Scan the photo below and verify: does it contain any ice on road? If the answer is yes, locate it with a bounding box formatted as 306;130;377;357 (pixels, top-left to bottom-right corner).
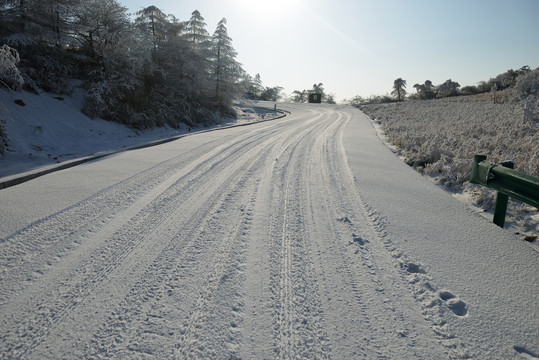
1;104;537;359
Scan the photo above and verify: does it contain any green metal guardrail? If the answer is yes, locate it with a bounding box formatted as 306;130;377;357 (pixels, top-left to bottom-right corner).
470;155;539;228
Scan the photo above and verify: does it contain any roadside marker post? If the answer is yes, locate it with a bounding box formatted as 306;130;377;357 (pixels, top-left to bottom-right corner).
469;155;539;228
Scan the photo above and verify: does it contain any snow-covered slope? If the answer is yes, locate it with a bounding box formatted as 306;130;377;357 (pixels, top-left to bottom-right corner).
0;88;278;179
0;103;537;359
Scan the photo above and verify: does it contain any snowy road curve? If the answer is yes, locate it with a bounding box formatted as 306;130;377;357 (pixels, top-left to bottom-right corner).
1;104;537;359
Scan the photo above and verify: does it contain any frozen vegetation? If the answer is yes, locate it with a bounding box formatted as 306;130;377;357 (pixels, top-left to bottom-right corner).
360;74;539;237
0;2;285;136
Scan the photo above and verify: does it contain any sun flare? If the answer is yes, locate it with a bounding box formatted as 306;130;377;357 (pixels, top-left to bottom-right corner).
234;0;302;19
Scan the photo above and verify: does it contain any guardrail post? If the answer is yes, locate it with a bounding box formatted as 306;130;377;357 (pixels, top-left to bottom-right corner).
470;155;539;229
492;161;514;228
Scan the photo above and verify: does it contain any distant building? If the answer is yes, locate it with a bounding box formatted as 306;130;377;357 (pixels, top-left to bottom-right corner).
308;93;322;103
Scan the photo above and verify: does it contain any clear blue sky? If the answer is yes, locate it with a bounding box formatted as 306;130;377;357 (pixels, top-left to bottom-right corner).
121;0;539;102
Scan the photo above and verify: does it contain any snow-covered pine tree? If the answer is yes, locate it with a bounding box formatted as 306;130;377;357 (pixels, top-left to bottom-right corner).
211;18;243;113
251;73;264;99
135;6;182;54
0;0;79;47
181;10;212;104
72;0;129;58
185;10;210;49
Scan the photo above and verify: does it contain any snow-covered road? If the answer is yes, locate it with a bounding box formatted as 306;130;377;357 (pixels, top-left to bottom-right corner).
1;104;537;359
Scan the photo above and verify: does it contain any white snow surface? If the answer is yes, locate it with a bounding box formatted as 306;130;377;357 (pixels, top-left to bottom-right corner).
0;98;538;359
0;88;277;179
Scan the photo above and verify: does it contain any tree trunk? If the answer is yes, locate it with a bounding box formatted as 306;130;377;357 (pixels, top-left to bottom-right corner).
19;0;27;33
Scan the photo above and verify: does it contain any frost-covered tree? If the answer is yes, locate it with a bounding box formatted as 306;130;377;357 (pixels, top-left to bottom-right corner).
460;85;478;96
511;66;539;100
211;18;242;111
72;0;129;58
181;10;212;97
184;10;210;50
0;0;79;47
343;95;362;106
248;73;264;99
437;79;460;98
325;93;336;104
0;2;260;128
76;0;147;125
135;6;181;53
391;78;406;101
485;66;531;93
312;82;324;94
291;90;307;103
0;0;71;49
0;0;82;93
260;86;283;101
0;44;24;90
0;0;33;35
150;32;213;126
476;81;490;93
35;0;79;45
413;80;435;100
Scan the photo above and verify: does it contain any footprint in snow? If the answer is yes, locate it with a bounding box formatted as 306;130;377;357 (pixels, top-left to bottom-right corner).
514;346;539;359
337;216;352;224
439;290;468;317
352;234;366;246
401;261;425;274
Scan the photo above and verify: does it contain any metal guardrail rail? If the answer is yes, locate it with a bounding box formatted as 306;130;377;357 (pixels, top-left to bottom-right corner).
470;155;539;228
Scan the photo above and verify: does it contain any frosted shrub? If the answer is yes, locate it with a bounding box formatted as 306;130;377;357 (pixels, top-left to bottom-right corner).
0;44;24;91
512;67;539;100
23;53;73;94
82;83;109;119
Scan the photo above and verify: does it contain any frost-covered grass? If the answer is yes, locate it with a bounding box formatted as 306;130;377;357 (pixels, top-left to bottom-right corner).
360;93;539;236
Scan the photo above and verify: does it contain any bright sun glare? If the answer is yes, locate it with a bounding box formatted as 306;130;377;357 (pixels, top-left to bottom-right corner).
235;0;301;19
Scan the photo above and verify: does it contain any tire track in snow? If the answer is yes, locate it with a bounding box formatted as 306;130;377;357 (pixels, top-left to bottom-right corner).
171;137;279;359
82;111;327;358
308;110;412;358
0;148;199;303
0;130;256;304
170;109;329;359
0;149;218;357
209;105;334;359
264;112;334;359
0;120;306;358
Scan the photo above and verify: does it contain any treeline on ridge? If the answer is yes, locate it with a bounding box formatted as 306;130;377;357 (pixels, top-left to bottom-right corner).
0;0;279;130
345;66;538;105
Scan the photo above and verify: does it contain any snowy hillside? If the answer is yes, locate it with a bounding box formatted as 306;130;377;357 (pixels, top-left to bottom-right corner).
0;88;280;179
360;93;539;239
